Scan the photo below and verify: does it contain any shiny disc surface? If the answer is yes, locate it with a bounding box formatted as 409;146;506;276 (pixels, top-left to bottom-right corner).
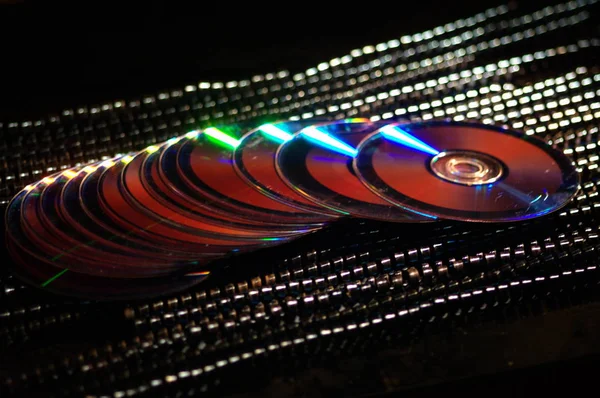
137;142;316;239
159;130;325;230
234;120;340;218
354;121;580;222
4;163;210;279
121;147;312;242
6;235;209;301
276;119;436;222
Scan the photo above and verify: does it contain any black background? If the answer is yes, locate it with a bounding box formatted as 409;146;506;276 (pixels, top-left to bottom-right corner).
0;0;515;119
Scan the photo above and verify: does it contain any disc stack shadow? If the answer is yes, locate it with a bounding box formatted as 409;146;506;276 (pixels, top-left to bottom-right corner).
4;118;580;300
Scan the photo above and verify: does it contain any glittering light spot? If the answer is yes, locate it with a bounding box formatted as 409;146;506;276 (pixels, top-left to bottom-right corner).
100;159;115;168
42;176;55;184
302;126;358;157
41;268;69;287
344;118;369;124
259;124;293;142
62;170;78;179
121;155;134;164
380;125;439;156
530;194;543;204
185;271;210;277
146;145;159;154
82;165;98;173
185;130;199;139
204;127;241;148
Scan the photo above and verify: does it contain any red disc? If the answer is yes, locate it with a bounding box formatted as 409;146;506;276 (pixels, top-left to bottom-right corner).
6;235;209;301
234;120;343;218
354;120;580;222
127;144;314;239
98;160;288;253
173;129;328;227
276;119;435;222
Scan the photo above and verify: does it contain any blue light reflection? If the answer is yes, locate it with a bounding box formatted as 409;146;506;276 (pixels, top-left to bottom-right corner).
302;126;358;157
380;125;439;156
259;124;293;142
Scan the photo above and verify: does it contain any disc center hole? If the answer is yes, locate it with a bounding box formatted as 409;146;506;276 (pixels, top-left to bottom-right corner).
430;151;504;186
447;158;486;178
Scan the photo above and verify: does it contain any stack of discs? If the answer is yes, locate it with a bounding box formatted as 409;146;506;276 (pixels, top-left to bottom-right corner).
5;119;580;300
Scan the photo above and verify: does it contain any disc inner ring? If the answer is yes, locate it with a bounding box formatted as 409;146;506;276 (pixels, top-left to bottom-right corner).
430;150;504;186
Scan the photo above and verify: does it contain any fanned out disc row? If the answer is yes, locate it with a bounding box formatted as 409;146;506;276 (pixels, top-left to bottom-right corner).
4;118;580;300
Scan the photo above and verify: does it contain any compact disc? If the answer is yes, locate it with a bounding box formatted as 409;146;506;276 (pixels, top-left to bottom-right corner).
6;236;209;301
95;157;296;255
167;127;329;227
354;120;580;222
233;120;340;217
143;140;292;230
59;159;221;264
26;172;192;277
4;165;210;279
77;158;243;258
131;140;316;239
276;119;436;222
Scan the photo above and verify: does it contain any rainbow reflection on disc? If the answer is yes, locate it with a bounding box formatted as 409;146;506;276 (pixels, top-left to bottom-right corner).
162;128;327;229
233;120;340;218
276;119;435;222
354;120;580;222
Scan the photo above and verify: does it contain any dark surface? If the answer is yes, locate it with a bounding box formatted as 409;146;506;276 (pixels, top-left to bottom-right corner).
224;303;600;398
0;0;510;118
1;0;600;396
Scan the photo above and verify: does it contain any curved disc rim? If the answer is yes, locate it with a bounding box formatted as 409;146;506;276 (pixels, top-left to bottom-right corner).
275;119;436;222
233;120;341;218
354;120;580;222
